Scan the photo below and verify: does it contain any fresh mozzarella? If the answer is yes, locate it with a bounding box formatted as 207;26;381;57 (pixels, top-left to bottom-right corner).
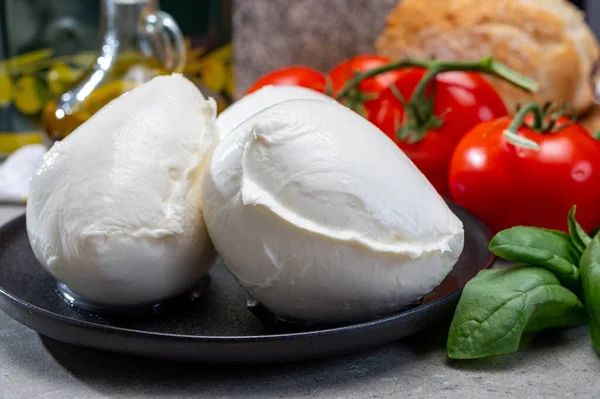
203;99;464;324
26;74;218;306
216;85;335;138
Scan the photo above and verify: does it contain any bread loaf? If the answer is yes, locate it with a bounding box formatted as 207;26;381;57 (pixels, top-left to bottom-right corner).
376;0;599;114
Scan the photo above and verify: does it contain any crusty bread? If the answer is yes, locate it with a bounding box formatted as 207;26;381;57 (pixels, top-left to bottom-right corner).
580;104;600;134
376;0;599;114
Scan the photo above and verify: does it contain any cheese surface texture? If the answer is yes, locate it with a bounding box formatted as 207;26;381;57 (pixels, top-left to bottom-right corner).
216;85;334;138
27;74;218;306
203;99;464;323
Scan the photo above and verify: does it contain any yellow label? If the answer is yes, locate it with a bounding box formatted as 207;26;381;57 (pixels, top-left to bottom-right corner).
0;132;43;155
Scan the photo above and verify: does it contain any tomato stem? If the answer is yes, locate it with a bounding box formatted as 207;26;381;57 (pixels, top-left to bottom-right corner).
323;76;334;97
514;102;577;135
334;57;538;144
545;103;577;133
333;57;429;101
334;57;538;101
503;103;541;150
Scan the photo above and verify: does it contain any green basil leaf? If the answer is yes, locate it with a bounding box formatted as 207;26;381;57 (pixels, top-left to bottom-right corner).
489;226;580;287
568;206;592;255
594;225;600;238
580;234;600;350
447;266;587;359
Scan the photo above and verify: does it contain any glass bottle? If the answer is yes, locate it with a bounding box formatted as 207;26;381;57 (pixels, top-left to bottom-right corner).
41;0;185;143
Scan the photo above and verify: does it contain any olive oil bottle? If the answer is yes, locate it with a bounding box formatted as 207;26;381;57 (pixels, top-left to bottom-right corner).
0;0;233;156
42;0;184;142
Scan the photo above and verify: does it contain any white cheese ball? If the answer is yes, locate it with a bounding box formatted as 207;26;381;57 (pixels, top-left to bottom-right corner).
27;74;218;306
216;85;335;138
203;99;464;324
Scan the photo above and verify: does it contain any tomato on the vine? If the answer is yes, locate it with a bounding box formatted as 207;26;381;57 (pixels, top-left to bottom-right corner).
366;69;508;197
246;57;537;201
246;66;326;94
327;55;405;116
449;104;600;233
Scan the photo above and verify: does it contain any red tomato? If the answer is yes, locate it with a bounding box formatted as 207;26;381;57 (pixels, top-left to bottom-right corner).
246;66;326;94
366;69;508;197
449;117;600;233
328;55;404;115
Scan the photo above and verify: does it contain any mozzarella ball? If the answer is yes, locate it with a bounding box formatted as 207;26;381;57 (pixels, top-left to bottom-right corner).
27;74;218;306
203;99;464;324
216;85;335;138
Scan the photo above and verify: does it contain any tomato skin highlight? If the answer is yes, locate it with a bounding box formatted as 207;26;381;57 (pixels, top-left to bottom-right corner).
366;69;508;197
246;66;327;94
449;117;600;233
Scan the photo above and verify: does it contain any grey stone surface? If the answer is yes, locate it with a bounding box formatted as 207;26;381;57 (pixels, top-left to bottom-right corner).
0;206;25;225
3;3;599;396
233;0;398;96
1;206;600;398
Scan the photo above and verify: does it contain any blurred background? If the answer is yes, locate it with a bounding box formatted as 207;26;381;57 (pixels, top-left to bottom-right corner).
1;0;599;156
0;0;233;155
234;0;595;94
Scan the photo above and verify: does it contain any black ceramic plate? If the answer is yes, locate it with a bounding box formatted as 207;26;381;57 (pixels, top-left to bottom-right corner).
0;202;492;364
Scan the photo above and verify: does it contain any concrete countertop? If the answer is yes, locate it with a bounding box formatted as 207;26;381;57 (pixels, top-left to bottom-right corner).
1;206;600;398
2;2;599;395
233;0;397;95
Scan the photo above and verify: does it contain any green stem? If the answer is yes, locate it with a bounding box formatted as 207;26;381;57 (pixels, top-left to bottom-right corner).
518;103;544;130
503;103;541;151
545;103;576;133
507;103;540;133
334;56;538;101
531;106;544;130
334;57;431;100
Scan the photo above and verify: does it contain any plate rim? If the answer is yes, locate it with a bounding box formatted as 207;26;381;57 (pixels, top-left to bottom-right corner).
0;208;494;343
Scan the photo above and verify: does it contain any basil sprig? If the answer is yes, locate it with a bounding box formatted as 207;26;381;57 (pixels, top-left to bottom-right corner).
447;266;586;359
568;206;592;255
448;206;600;359
489;227;579;288
580;234;600;349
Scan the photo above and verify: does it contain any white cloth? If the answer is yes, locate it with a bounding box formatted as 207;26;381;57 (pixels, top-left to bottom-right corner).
0;145;46;203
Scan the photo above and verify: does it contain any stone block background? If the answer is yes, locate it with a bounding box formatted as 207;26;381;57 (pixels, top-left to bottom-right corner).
233;0;398;96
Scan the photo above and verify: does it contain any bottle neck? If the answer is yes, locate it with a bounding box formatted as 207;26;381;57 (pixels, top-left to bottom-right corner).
55;0;161;112
101;0;159;53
